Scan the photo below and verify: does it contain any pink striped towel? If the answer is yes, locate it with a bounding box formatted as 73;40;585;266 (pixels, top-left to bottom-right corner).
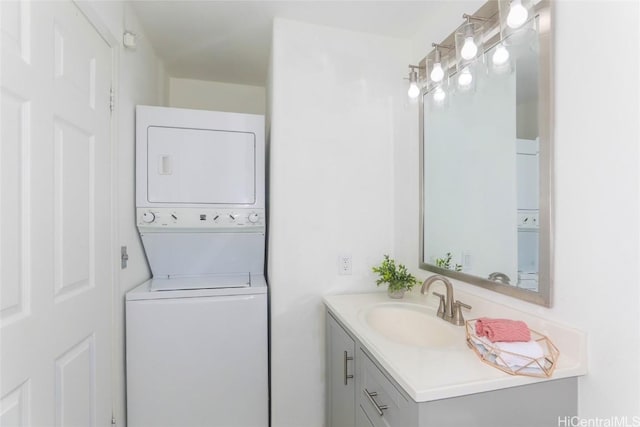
475;318;531;343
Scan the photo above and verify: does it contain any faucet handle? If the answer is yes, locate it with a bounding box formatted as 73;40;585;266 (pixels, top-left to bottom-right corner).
453;300;472;326
432;292;446;319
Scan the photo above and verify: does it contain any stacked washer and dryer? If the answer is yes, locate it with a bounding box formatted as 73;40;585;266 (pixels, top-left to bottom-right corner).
126;106;268;427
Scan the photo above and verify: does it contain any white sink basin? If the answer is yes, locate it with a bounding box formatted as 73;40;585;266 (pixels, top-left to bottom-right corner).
363;303;464;349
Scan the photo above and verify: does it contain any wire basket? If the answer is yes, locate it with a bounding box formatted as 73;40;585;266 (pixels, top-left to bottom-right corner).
465;319;559;378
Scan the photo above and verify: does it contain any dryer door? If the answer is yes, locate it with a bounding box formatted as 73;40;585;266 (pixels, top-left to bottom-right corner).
147;126;256;204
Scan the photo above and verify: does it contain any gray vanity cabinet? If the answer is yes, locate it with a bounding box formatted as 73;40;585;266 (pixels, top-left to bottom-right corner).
326;308;578;427
357;344;577;427
326;312;356;427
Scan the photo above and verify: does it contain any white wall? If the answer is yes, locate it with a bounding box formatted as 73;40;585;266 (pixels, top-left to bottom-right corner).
398;0;640;417
268;18;413;427
79;2;166;425
168;77;266;114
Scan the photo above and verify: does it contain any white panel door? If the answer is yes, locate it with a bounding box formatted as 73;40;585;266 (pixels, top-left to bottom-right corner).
1;1;113;426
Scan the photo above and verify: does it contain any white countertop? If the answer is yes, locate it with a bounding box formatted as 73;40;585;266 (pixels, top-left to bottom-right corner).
324;288;587;402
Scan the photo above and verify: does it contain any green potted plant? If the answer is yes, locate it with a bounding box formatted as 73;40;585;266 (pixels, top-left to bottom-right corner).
372;255;418;299
435;252;462;272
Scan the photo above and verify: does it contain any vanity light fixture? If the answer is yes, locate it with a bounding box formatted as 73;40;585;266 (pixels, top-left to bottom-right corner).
416;3;511;104
407;65;421;99
430;48;445;82
458;14;491;62
459;20;478;60
507;0;529;29
428;43;452;83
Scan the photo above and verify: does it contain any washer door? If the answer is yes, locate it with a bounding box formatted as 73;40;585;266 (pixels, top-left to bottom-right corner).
140;232;265;277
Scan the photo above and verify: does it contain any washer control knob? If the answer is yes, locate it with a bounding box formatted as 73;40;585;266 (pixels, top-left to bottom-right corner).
142;211;155;223
248;213;259;223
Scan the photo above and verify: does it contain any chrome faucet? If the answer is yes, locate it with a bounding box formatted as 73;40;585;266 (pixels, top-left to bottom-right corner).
420;275;471;326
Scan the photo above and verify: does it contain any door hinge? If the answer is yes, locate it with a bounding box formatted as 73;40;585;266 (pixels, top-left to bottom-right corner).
111;416;117;426
109;87;115;113
121;246;129;269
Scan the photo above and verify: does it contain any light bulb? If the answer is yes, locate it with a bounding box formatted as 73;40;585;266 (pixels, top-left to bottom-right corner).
408;82;420;99
458;68;473;87
507;0;528;29
433;87;446;103
492;44;510;66
430;63;444;82
460;37;478;60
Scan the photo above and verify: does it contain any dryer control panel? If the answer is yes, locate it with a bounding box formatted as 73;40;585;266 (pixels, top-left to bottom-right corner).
137;208;265;231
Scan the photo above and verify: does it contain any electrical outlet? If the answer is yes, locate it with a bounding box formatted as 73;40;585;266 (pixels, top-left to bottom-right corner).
338;255;352;275
462;251;472;270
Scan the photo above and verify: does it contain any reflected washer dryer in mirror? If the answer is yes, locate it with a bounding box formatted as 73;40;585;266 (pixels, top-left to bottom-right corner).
126;105;268;427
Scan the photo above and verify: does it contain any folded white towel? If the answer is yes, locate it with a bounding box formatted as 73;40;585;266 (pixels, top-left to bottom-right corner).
479;336;544;368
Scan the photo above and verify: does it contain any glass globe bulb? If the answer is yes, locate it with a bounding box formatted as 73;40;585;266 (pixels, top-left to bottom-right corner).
458;68;473;87
430;63;444;82
408;82;420;99
507;0;528;29
433;87;446;103
492;44;510;66
460;37;478;60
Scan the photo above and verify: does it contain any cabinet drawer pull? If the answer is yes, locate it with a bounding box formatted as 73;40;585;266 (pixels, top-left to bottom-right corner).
343;351;354;385
364;388;388;416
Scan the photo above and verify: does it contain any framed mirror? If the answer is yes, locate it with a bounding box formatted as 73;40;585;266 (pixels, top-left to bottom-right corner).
419;1;553;306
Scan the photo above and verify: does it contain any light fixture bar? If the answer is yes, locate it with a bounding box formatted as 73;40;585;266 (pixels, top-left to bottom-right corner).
462;13;492;22
432;43;454;50
412;1;509;100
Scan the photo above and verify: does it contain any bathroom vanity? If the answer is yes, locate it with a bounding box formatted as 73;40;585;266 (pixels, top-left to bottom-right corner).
325;291;587;427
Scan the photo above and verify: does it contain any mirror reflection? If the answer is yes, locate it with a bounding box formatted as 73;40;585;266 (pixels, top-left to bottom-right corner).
420;4;552;306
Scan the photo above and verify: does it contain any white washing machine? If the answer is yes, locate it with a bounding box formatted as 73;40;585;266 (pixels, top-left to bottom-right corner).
126;106;268;427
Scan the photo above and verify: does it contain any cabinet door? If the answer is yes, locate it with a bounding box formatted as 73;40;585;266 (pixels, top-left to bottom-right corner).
356;405;376;427
326;312;356;427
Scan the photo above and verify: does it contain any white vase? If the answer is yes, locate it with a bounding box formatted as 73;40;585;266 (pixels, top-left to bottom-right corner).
387;288;405;299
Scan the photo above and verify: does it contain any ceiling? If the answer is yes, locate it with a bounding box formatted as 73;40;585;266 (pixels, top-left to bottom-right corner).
130;1;459;87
